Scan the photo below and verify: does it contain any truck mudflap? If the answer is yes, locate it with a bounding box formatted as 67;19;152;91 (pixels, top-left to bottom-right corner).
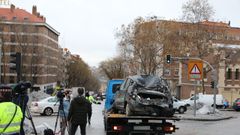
106;115;179;135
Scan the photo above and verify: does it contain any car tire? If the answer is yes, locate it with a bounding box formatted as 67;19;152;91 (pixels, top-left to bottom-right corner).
178;106;186;114
125;104;132;116
43;107;53;116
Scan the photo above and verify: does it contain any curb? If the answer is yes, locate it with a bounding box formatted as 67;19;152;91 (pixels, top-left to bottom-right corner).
180;116;233;121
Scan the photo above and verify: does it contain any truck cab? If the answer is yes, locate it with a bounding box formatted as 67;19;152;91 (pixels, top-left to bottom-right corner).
104;79;124;111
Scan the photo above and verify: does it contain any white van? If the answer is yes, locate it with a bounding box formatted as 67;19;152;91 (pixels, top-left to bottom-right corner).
183;93;224;108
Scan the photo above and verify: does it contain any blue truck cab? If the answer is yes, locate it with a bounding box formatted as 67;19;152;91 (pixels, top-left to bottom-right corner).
104;79;124;111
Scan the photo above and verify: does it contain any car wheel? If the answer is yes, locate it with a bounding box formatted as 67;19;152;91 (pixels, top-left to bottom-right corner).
178;106;186;114
125;104;132;116
44;107;53;116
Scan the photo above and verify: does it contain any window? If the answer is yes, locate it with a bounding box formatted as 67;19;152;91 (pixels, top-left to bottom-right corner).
12;16;17;21
174;69;179;76
48;97;58;102
235;69;239;80
112;84;121;94
1;16;6;20
226;68;232;80
9;76;15;83
164;69;171;76
10;44;15;52
10;35;15;42
10;25;15;32
23;17;29;21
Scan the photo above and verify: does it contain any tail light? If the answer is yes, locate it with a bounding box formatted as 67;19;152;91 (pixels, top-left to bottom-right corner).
237;102;240;106
163;125;176;133
112;125;123;131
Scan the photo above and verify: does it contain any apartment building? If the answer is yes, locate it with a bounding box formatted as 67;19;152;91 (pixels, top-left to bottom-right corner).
136;20;240;104
0;4;62;85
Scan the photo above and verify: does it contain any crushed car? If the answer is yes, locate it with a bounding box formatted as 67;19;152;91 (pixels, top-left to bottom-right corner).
112;75;174;117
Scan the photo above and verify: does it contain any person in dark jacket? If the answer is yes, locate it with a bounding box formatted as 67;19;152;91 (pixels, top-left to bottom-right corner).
68;88;92;135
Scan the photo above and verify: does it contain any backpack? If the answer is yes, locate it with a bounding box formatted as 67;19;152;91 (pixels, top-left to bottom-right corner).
44;128;54;135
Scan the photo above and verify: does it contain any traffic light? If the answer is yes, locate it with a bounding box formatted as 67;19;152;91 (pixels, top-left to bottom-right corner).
9;52;21;82
166;54;171;64
210;81;215;88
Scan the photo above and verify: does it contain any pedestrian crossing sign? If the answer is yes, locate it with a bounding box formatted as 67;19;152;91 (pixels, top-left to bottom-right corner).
188;60;203;80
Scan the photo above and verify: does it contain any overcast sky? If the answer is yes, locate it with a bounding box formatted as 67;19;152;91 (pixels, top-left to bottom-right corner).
9;0;240;67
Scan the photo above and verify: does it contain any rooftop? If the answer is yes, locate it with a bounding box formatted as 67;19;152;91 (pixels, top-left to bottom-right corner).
0;4;45;23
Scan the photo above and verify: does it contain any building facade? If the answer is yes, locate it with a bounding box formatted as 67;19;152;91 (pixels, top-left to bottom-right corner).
0;5;62;85
136;20;240;104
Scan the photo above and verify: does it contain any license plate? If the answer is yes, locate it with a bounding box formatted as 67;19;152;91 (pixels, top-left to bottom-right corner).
134;126;150;130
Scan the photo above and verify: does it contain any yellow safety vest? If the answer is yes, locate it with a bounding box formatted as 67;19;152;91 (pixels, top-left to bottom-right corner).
0;102;23;134
86;96;95;103
52;86;61;96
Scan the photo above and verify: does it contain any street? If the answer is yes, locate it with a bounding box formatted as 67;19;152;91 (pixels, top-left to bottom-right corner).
30;101;240;135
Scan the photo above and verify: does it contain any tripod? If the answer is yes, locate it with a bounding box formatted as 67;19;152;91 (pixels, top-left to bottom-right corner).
54;97;70;135
13;94;37;135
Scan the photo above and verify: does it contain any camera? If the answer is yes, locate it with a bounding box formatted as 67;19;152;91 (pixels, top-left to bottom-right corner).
13;81;32;95
56;89;71;100
56;90;65;99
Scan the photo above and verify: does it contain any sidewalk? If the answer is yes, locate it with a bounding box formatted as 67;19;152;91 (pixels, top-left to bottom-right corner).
175;109;234;121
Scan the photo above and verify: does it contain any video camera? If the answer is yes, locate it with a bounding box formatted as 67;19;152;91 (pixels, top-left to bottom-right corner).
56;89;71;100
13;81;32;95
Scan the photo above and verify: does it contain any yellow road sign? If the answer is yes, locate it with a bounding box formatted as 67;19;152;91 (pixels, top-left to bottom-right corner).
188;60;203;80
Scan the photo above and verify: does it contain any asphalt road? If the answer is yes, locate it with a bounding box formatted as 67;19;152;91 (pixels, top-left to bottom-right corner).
29;101;240;135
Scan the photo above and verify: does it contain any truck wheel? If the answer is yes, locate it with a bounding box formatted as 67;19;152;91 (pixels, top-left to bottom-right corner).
126;104;132;116
178;106;186;114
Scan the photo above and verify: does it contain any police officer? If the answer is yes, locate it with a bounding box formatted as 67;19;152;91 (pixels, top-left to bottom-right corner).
85;92;95;104
0;87;23;135
52;81;62;96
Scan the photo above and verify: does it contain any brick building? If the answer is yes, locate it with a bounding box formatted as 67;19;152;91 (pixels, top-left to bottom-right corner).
136;20;240;104
0;5;63;86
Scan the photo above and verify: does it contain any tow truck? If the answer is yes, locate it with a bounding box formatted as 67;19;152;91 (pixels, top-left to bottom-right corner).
103;79;180;135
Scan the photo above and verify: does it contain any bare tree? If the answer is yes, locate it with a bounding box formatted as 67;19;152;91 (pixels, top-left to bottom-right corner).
99;56;126;80
66;57;100;91
181;0;228;94
116;17;165;75
182;0;215;23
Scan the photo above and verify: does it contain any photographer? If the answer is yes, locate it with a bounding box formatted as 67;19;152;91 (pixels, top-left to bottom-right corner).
12;82;31;135
0;87;23;135
58;89;71;135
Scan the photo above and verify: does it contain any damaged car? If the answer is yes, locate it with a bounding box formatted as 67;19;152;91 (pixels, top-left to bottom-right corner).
112;75;174;117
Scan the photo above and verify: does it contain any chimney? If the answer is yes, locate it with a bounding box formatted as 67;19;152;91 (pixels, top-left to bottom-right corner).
228;21;231;26
32;5;37;15
10;4;15;12
36;12;40;17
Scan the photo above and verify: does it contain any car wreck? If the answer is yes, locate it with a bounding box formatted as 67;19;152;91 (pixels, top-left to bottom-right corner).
112;75;174;117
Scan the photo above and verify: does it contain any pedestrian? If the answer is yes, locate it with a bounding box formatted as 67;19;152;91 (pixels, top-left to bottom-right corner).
52;81;62;96
68;88;92;135
0;87;23;135
59;90;71;135
85;92;96;125
85;92;95;104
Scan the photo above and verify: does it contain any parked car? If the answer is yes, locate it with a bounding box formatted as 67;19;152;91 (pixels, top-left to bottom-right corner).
31;96;59;116
112;75;174;117
232;98;240;111
183;93;224;108
172;97;187;114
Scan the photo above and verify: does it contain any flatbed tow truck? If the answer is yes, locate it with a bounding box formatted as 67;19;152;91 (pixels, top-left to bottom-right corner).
103;79;180;135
